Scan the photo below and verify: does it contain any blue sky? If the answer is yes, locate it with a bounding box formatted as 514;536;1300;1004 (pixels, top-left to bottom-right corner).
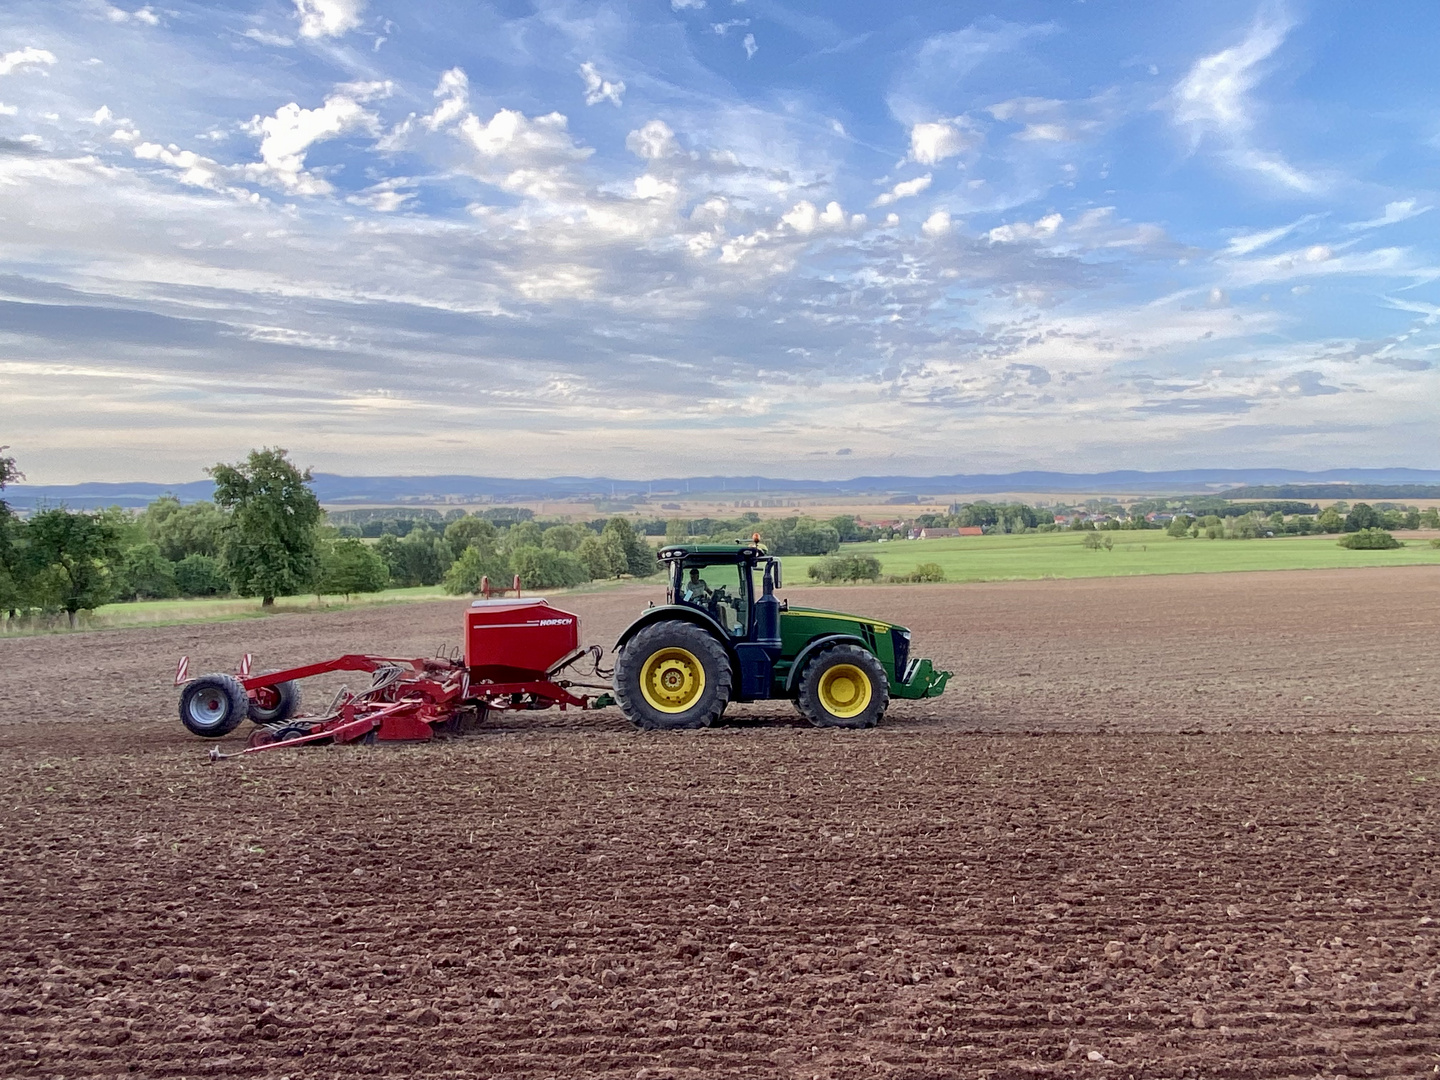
0;0;1436;482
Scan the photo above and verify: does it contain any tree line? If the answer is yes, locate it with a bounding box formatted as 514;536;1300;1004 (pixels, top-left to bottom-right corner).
0;448;664;628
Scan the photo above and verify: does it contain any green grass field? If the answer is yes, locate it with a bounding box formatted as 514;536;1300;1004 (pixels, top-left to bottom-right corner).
0;585;454;636
781;530;1440;585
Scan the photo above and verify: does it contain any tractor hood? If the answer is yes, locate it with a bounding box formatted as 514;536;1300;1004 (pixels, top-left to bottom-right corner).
781;605;903;635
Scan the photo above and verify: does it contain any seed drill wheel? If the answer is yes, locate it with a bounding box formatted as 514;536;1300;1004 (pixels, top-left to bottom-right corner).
615;622;731;730
795;644;889;729
178;674;250;738
247;672;302;724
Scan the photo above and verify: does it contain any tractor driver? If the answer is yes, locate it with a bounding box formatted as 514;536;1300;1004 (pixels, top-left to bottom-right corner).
682;567;713;608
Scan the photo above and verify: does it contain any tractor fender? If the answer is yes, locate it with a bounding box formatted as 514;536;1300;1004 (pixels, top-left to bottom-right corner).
783;634;870;694
616;605;736;662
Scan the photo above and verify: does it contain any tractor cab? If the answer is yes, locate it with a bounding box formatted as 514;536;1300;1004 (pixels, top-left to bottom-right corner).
656;541;781;640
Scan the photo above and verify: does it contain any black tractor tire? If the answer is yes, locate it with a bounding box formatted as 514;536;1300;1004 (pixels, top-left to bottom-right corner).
614;621;732;731
179;673;250;738
247;673;302;724
795;644;889;729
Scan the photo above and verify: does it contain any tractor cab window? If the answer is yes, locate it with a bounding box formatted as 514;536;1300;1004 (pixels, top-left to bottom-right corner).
677;561;750;637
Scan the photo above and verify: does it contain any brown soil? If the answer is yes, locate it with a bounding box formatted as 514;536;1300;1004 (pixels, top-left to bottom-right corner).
2;567;1438;1078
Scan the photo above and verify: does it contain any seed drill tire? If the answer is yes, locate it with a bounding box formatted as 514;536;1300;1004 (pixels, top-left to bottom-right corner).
795;644;889;729
247;672;302;724
615;622;732;731
178;673;250;738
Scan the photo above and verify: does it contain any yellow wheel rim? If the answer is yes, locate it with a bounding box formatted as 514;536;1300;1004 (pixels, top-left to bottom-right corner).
639;647;706;714
817;663;872;719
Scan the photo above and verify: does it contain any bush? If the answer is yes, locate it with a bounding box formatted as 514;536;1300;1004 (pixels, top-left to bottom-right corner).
174;553;229;596
808;554;882;583
1082;532;1102;549
889;562;946;584
1338;528;1401;550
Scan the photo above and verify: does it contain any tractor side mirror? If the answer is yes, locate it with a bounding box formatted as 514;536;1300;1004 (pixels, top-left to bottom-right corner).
764;559;782;592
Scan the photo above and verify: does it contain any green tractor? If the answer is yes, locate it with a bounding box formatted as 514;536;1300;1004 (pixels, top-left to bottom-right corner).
613;541;950;730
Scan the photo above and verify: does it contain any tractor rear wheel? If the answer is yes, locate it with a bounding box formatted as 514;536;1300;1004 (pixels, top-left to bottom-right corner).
247;673;302;724
795;645;889;729
179;673;250;738
615;622;731;730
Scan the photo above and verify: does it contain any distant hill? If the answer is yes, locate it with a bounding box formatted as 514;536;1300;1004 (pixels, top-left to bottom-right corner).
7;467;1440;510
1225;483;1440;500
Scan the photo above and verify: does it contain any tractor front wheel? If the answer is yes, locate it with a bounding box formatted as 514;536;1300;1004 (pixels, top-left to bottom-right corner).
179;674;250;738
795;645;889;729
615;622;731;730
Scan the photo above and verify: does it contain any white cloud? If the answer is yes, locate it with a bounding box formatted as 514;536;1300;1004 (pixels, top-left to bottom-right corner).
424;68;468;131
872;174;931;207
0;47;57;76
244;82;391;194
1171;15;1314;192
743;34;758;60
1223;217;1311;257
1173;17;1288;132
921;209;952;237
461;109;586;161
347;178;414;212
626;119;677;160
780;200;852;235
909;119;970;164
671;0;706;9
987;212;1062;243
712;19;749;36
632;174;678;200
987;97;1098;143
133;142;236;191
579;62;625;108
457;109;593;199
0;103;17;116
1348;199;1430;231
294;0;366;39
243;28;295;47
106;6;159;25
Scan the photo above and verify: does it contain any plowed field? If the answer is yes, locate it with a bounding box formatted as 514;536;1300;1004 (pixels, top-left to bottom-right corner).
3;567;1439;1078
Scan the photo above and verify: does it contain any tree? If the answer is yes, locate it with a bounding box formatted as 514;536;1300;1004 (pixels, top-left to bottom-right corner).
210;448;322;607
316;537;390;598
443;544;512;595
443;517;497;559
543;524;585;552
1421;507;1440;529
175;553;228;596
0;447;25;615
116;542;180;600
601;516;655;576
503;520;544;551
664;518;687;544
509;545;591;589
1343;503;1381;533
141;495;227;560
24;508;122;623
576;533;622;579
380;527;452;587
1166;515;1193;538
1317;506;1344;533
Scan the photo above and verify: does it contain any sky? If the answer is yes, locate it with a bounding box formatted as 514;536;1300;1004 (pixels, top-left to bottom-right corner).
0;0;1437;483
